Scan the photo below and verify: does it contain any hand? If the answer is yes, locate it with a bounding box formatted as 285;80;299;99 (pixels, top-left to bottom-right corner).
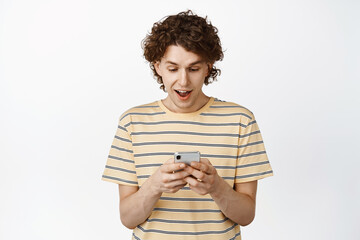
183;158;222;195
149;158;190;195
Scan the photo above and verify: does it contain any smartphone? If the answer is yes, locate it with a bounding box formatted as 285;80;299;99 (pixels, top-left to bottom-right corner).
174;151;200;165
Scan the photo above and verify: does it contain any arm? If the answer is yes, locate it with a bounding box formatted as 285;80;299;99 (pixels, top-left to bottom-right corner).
118;159;190;229
211;180;257;226
184;159;257;226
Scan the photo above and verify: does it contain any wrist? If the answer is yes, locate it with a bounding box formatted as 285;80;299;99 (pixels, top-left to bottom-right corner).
145;175;163;198
210;175;229;199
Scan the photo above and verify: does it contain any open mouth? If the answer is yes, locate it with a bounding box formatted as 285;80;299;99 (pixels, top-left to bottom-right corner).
175;90;192;98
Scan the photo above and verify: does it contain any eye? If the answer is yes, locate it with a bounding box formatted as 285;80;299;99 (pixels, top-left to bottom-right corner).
168;68;177;72
189;68;199;72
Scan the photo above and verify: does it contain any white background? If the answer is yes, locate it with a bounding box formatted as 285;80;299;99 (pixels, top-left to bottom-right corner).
1;0;359;239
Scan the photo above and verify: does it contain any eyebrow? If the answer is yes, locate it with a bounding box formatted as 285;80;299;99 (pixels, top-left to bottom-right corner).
165;60;204;66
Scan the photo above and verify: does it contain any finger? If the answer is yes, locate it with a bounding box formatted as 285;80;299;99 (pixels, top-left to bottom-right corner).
184;176;204;187
190;161;214;175
184;167;207;182
163;179;188;189
161;162;186;173
166;170;191;181
164;158;175;164
201;158;211;165
161;169;191;184
164;183;187;193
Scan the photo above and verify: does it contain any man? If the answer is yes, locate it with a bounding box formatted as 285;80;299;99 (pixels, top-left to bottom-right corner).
102;10;273;240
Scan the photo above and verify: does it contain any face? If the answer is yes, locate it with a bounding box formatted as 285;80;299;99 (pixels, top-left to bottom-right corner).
154;45;211;113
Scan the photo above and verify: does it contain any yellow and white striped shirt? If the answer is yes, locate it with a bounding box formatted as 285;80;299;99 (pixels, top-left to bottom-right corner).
102;97;273;240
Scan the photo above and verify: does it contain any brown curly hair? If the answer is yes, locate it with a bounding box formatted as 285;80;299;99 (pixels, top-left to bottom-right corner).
142;10;224;91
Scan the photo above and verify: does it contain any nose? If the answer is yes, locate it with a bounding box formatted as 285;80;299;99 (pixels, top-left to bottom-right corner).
178;69;189;86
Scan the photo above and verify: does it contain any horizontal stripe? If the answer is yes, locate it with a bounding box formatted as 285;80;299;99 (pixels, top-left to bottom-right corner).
138;164;260;170
236;170;273;179
117;125;127;132
124;159;266;171
153;151;266;160
108;155;134;163
146;217;228;224
134;151;265;162
134;152;173;157
236;161;270;169
137;223;237;235
210;105;246;109
246;120;257;127
223;176;235;180
214;165;235;169
153;208;221;213
137;174;234;181
102;175;137;185
132;233;141;240
133;230;241;240
120;112;166;121
230;232;241;240
239;130;260;138
127;121;244;128
133;140;263;149
202;154;237;159
238;150;266;158
105;165;136;174
135;152;238;159
138;175;150;179
111;145;133;153
131;129;259;139
131;130;259;138
239;140;263;148
133;141;238;148
136;163;162;168
131;131;240;137
200;112;252;119
134;105;159;108
114;135;131;143
160;197;214;202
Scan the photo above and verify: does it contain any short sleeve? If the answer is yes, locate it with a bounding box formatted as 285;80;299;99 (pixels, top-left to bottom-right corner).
235;113;273;183
101;114;138;186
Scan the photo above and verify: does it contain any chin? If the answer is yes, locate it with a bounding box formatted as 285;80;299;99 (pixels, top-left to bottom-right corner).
176;101;196;111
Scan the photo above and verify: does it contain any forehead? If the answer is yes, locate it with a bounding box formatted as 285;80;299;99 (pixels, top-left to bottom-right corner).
161;45;205;65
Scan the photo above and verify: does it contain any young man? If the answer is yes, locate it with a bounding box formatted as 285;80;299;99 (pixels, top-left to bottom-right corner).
102;10;273;240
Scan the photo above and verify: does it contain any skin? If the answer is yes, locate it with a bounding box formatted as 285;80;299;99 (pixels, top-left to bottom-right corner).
154;45;211;113
118;159;190;229
118;45;258;229
183;159;257;226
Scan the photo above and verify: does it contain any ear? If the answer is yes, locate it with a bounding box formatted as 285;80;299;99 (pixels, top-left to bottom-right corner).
154;61;162;77
207;63;213;76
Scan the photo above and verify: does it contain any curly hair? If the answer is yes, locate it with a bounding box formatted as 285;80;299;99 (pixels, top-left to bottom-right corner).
142;10;224;91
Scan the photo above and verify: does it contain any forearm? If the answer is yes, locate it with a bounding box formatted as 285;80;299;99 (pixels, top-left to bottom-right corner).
120;177;162;229
210;178;256;226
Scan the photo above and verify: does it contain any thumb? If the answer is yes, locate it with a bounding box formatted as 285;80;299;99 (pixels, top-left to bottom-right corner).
164;157;174;164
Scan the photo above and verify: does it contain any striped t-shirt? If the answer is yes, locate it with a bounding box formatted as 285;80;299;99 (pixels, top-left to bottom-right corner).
102;97;273;240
